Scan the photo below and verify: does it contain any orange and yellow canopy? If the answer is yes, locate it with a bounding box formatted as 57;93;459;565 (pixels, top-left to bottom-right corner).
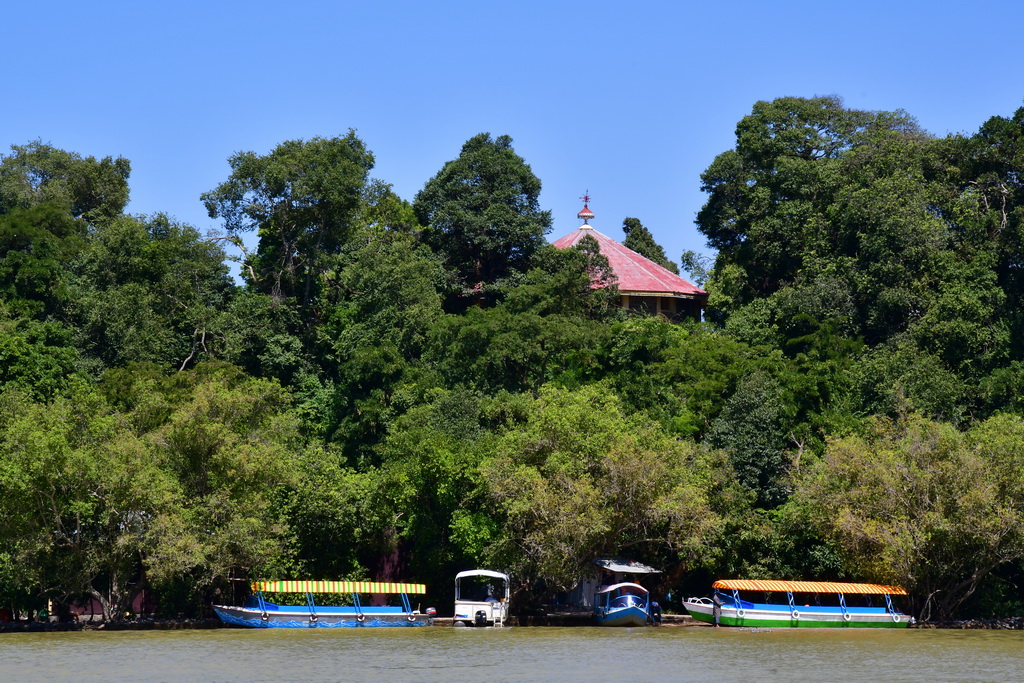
712;579;907;596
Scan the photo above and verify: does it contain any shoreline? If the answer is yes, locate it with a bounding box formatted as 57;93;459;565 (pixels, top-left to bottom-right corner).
4;615;1024;633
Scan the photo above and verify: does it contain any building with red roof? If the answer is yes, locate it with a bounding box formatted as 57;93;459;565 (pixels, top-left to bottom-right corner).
551;199;707;321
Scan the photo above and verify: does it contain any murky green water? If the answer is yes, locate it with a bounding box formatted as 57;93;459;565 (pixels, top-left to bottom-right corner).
2;626;1022;681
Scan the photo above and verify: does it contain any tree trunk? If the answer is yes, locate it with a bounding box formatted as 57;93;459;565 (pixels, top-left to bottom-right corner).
87;587;112;623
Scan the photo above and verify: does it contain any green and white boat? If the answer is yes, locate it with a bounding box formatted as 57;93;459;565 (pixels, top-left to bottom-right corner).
684;579;911;628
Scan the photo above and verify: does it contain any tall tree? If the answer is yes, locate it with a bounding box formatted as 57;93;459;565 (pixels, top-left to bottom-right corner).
135;364;301;591
0;365;303;621
796;412;1024;621
426;239;619;396
0;202;85;319
479;384;726;591
502;239;620;320
67;214;233;370
0;141;130;225
936;107;1024;379
319;228;448;458
202;133;374;308
696;96;882;310
706;371;792;507
622;217;678;273
0;383;173;621
0;319;79;400
413;133;551;296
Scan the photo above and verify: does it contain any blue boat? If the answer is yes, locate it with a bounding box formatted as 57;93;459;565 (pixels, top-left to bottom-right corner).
684;579;911;628
213;580;434;628
593;582;652;627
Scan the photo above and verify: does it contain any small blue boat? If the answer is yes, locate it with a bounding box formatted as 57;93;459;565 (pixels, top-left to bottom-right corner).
593;582;652;627
213;580;433;628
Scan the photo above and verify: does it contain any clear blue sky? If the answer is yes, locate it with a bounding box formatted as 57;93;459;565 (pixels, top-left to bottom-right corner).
5;0;1023;278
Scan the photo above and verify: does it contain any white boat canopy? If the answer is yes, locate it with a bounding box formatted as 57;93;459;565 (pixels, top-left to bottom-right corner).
455;570;510;581
596;582;649;595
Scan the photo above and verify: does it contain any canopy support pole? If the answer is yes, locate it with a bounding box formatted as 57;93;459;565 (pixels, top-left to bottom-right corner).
353;592;364;624
306;592;318;624
256;591;269;622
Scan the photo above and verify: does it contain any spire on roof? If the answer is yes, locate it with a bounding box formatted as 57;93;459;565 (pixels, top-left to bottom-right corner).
577;190;594;226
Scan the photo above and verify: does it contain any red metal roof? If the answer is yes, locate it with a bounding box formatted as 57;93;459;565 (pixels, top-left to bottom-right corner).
551;226;706;297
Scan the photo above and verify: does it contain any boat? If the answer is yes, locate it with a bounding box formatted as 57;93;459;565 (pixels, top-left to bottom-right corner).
593;582;653;627
212;580;434;628
453;569;510;626
684;579;911;628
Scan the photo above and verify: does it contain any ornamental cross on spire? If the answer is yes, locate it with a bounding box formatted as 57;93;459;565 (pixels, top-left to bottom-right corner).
577;190;595;224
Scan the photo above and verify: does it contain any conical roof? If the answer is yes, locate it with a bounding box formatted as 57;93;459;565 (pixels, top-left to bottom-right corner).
552;225;706;297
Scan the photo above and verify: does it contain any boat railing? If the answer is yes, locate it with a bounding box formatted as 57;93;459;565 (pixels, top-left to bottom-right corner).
685;596;713;606
495;601;506;627
249;580;427;624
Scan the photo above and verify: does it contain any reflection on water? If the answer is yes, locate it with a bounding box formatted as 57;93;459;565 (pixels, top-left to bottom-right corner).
2;626;1023;681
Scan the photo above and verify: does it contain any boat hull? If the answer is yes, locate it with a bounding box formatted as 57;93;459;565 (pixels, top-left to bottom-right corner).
594;605;650;627
213;605;432;628
454;600;508;626
684;601;909;628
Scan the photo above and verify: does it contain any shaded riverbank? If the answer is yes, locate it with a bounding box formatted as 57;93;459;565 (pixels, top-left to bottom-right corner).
914;617;1024;630
0;618;223;633
5;614;1024;633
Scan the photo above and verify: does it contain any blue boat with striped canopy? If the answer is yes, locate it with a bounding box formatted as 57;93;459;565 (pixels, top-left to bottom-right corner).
684;579;911;628
213;580;433;628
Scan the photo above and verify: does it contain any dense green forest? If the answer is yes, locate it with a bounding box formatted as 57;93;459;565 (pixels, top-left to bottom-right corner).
2;98;1023;623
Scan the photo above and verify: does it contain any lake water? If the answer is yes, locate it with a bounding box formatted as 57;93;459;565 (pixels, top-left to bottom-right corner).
2;626;1023;681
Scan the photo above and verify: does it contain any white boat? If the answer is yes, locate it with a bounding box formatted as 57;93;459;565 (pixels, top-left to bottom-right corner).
454;570;510;626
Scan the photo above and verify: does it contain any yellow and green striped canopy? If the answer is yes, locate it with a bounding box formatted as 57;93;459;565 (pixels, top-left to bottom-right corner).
712;579;907;595
252;580;427;594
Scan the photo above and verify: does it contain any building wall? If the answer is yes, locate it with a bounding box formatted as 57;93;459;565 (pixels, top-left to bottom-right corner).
620;294;703;322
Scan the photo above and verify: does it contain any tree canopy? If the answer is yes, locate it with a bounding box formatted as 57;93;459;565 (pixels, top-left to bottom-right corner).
622;217;678;273
202;133;374;308
0;141;130;225
413;133;551;299
4;106;1024;622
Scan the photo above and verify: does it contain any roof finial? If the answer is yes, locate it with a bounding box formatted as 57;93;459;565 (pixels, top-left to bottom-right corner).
577;190;595;225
